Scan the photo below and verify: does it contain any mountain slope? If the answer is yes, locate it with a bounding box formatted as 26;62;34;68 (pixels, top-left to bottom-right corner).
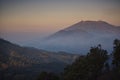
38;21;120;54
0;38;77;68
48;21;120;39
0;38;78;80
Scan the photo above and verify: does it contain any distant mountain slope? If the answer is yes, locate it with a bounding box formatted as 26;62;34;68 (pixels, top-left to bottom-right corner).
0;38;78;80
0;38;77;68
48;21;120;40
38;21;120;54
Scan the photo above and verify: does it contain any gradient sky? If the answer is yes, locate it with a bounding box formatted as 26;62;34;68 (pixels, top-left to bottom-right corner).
0;0;120;44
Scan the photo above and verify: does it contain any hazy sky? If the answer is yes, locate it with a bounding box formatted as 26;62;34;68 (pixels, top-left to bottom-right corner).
0;0;120;44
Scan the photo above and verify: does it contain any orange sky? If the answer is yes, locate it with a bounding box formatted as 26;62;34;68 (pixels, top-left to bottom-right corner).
0;0;120;42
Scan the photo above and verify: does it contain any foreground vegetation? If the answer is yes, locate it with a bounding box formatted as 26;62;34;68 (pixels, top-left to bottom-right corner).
0;39;120;80
37;39;120;80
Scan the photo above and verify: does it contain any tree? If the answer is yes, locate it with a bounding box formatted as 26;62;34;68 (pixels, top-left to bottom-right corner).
112;39;120;68
63;45;108;80
86;45;108;79
112;39;120;79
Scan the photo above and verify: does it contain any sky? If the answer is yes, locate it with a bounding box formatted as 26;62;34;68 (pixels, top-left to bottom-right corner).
0;0;120;45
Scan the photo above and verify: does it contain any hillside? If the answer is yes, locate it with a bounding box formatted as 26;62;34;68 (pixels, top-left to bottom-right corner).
0;38;78;80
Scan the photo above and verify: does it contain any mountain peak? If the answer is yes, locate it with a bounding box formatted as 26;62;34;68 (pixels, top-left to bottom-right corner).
40;20;120;53
64;20;115;31
80;20;107;23
72;20;111;27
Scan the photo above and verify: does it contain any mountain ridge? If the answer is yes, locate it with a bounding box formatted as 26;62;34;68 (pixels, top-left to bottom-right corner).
37;21;120;54
46;21;120;39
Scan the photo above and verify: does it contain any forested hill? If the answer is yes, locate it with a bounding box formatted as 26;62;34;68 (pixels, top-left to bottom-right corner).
0;38;78;80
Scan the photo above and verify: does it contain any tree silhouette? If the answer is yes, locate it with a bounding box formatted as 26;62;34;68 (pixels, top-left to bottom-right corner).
63;45;108;80
112;39;120;80
112;39;120;68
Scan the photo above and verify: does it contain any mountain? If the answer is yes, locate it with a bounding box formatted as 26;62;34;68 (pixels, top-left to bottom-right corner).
37;21;120;54
0;38;78;80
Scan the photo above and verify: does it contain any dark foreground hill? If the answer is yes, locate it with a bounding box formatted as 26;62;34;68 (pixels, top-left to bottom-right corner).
0;38;78;80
